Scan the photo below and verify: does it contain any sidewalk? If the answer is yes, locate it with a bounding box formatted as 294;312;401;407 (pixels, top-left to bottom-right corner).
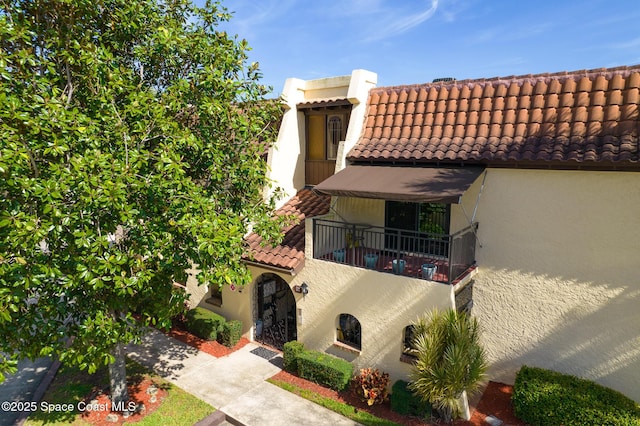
0;357;54;426
126;329;359;426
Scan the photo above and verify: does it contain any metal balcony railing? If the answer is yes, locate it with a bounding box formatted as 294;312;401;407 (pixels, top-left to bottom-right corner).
312;218;478;284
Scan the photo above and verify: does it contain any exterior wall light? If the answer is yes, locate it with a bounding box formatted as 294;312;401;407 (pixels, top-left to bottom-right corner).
294;282;310;295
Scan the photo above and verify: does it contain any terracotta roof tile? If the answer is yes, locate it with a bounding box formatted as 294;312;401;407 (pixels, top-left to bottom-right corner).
244;189;329;271
349;65;640;167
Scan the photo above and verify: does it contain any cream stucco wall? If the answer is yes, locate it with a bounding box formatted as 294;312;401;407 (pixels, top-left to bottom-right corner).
185;265;258;338
184;224;457;386
186;263;297;338
267;70;376;208
298;217;457;383
472;168;640;402
292;256;455;382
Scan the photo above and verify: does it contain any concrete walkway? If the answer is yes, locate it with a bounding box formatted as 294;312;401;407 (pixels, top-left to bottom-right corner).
0;357;54;426
126;329;359;426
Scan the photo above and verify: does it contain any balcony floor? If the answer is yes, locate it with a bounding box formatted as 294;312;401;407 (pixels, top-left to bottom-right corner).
319;247;452;283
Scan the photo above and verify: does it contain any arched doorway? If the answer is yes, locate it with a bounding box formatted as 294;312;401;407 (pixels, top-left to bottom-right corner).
254;274;297;349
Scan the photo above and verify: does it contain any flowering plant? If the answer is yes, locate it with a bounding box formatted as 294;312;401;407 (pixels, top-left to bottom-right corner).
351;368;390;406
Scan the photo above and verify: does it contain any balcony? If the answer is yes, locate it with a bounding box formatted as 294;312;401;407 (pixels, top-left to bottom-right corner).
312;218;478;284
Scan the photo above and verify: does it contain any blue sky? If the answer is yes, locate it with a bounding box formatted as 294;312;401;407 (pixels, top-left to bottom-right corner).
211;0;640;95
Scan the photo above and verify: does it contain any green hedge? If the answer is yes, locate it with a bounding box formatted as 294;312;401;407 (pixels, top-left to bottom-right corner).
297;350;353;391
390;380;431;418
513;366;640;426
219;320;243;348
283;341;305;373
184;307;225;341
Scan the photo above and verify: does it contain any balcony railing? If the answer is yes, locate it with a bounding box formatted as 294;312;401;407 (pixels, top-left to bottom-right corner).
312;218;478;284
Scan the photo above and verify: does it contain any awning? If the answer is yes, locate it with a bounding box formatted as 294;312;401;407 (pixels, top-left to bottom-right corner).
314;166;485;204
297;98;352;109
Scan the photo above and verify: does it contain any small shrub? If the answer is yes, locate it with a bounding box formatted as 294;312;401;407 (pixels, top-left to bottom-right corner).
513;365;640;426
283;341;305;373
171;300;191;327
351;368;390;406
391;380;432;418
184;307;225;341
218;320;243;347
297;350;353;391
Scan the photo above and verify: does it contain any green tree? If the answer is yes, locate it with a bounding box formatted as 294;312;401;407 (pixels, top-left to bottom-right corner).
0;0;286;407
409;309;488;422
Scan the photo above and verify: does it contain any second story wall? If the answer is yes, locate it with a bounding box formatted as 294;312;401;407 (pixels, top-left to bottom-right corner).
267;70;377;208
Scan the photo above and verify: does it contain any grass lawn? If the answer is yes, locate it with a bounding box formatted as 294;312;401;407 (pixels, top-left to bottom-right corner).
25;358;215;425
268;378;401;426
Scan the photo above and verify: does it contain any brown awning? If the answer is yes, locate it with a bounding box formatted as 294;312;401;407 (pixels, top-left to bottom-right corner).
297;98;352;109
314;166;485;204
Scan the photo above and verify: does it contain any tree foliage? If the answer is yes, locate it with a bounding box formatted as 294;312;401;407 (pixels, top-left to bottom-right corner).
409;309;488;422
0;0;286;397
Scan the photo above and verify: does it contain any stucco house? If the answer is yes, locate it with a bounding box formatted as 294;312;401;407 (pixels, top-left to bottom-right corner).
187;65;640;403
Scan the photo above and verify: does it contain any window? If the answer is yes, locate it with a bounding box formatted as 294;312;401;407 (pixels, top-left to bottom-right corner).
455;281;474;314
402;325;418;358
385;202;451;256
400;325;422;364
206;285;223;307
306;109;350;161
336;313;361;350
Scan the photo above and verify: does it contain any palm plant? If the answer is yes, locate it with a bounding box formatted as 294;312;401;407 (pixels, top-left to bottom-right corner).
409;309;488;423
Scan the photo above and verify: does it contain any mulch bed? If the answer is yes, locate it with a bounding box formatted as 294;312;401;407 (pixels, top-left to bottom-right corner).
82;376;168;426
271;370;430;425
83;322;249;425
149;322;525;425
468;381;527;425
270;370;525;426
165;324;250;357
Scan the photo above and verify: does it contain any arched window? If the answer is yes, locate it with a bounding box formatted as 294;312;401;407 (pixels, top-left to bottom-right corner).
326;115;342;160
402;325;418;358
336;313;361;350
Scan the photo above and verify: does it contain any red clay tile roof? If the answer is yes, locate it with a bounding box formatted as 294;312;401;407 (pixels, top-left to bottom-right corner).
349;65;640;169
244;188;330;272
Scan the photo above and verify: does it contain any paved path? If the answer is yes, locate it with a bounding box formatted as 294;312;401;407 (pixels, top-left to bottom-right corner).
0;357;53;426
127;329;360;426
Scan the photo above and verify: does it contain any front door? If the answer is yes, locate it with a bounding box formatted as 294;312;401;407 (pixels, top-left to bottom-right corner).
255;274;297;350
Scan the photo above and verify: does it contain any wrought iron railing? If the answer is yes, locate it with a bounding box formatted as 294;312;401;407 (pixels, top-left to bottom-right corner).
312;218;478;284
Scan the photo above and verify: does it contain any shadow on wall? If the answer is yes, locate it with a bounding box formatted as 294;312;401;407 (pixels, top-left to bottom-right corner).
298;264;451;381
484;274;640;402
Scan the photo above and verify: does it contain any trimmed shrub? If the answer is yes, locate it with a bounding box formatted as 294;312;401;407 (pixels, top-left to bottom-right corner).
283;341;305;373
219;320;243;348
513;365;640;426
184;307;225;341
391;380;432;418
297;350;353;391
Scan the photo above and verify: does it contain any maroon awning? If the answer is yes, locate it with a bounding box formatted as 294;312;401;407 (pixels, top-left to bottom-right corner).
314;166;484;204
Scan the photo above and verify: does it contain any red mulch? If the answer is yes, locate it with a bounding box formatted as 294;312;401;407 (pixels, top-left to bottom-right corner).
83;323;249;425
81;376;168;425
270;370;526;426
169;322;525;425
468;382;527;425
84;320;523;425
165;325;250;357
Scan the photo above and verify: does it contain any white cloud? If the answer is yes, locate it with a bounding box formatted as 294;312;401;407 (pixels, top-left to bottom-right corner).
225;0;296;38
363;0;440;42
